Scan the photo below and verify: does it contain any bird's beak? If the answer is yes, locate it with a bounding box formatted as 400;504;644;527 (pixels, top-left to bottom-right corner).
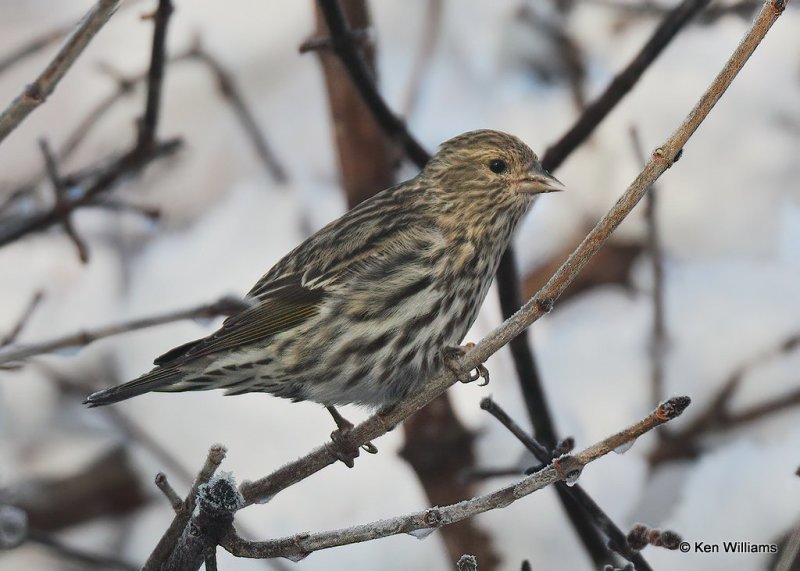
517;169;566;195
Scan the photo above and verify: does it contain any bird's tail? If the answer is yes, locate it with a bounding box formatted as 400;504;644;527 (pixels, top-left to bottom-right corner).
84;367;183;407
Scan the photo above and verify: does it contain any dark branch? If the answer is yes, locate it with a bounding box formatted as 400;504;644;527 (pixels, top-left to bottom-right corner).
137;0;174;149
540;0;711;172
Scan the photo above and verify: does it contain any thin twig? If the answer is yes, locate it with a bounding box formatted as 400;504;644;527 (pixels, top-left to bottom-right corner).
630;127;667;406
650;330;800;465
401;0;443;118
1;290;44;346
0;295;249;367
178;43;287;183
222;397;690;560
0;137;182;248
0;0;122;145
0;0;143;76
155;472;184;513
583;0;763;22
481;398;652;571
39;138;90;263
236;0;789;508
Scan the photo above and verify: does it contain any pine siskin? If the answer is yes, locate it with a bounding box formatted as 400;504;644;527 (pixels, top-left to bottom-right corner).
85;130;563;410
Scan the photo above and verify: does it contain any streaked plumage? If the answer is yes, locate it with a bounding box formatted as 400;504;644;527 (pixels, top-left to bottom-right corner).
85;130;562;409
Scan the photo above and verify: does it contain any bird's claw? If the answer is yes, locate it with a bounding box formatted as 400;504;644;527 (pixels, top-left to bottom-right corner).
325;405;378;467
442;343;490;386
328;428;359;468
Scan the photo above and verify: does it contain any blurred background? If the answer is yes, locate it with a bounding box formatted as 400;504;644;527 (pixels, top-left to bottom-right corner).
0;0;799;569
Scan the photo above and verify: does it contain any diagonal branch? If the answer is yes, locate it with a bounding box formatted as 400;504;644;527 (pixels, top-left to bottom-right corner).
0;0;121;145
221;397;690;560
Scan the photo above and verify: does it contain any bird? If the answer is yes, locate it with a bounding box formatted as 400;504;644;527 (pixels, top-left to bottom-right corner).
85;130;562;415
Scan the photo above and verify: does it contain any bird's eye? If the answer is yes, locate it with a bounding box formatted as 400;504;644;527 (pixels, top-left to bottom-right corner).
489;159;507;174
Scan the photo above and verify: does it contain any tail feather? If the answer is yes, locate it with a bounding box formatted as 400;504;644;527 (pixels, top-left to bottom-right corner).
84;367;183;407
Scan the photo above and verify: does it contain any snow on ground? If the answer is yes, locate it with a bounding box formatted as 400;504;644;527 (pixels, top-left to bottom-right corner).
1;1;799;569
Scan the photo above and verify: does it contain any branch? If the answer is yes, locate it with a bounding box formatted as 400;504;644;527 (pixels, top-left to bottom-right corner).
650;331;800;465
0;0;143;77
0;295;249;368
1;290;44;346
143;444;227;571
316;0;430;166
221;397;690;560
39;138;90;263
540;0;711;172
480;398;652;571
0;137;182;248
136;0;174;150
178;43;288;184
236;0;789;508
0;0;121;145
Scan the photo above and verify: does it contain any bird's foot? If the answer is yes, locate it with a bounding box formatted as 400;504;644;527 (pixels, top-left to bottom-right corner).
442;343;490;386
325;406;378;468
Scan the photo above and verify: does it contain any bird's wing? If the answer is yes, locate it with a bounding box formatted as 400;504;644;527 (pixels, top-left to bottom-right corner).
153;274;326;365
155;179;438;366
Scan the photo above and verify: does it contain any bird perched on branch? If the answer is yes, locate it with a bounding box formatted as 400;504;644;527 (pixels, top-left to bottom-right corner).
86;130;562;417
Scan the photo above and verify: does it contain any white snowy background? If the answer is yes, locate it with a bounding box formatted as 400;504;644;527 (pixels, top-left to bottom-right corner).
1;0;799;570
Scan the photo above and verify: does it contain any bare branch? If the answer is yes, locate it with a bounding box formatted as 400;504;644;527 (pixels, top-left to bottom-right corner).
0;137;182;248
1;290;44;346
222;397;690;560
39;138;90;263
0;0;122;145
401;0;443;118
143;444;227;571
155;472;184;513
480;398;651;570
136;0;174;150
178;43;288;183
0;295;249;368
315;0;430;166
0;0;143;77
650;330;800;465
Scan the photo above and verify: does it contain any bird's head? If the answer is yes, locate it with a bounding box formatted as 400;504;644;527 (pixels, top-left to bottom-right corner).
422;129;564;216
